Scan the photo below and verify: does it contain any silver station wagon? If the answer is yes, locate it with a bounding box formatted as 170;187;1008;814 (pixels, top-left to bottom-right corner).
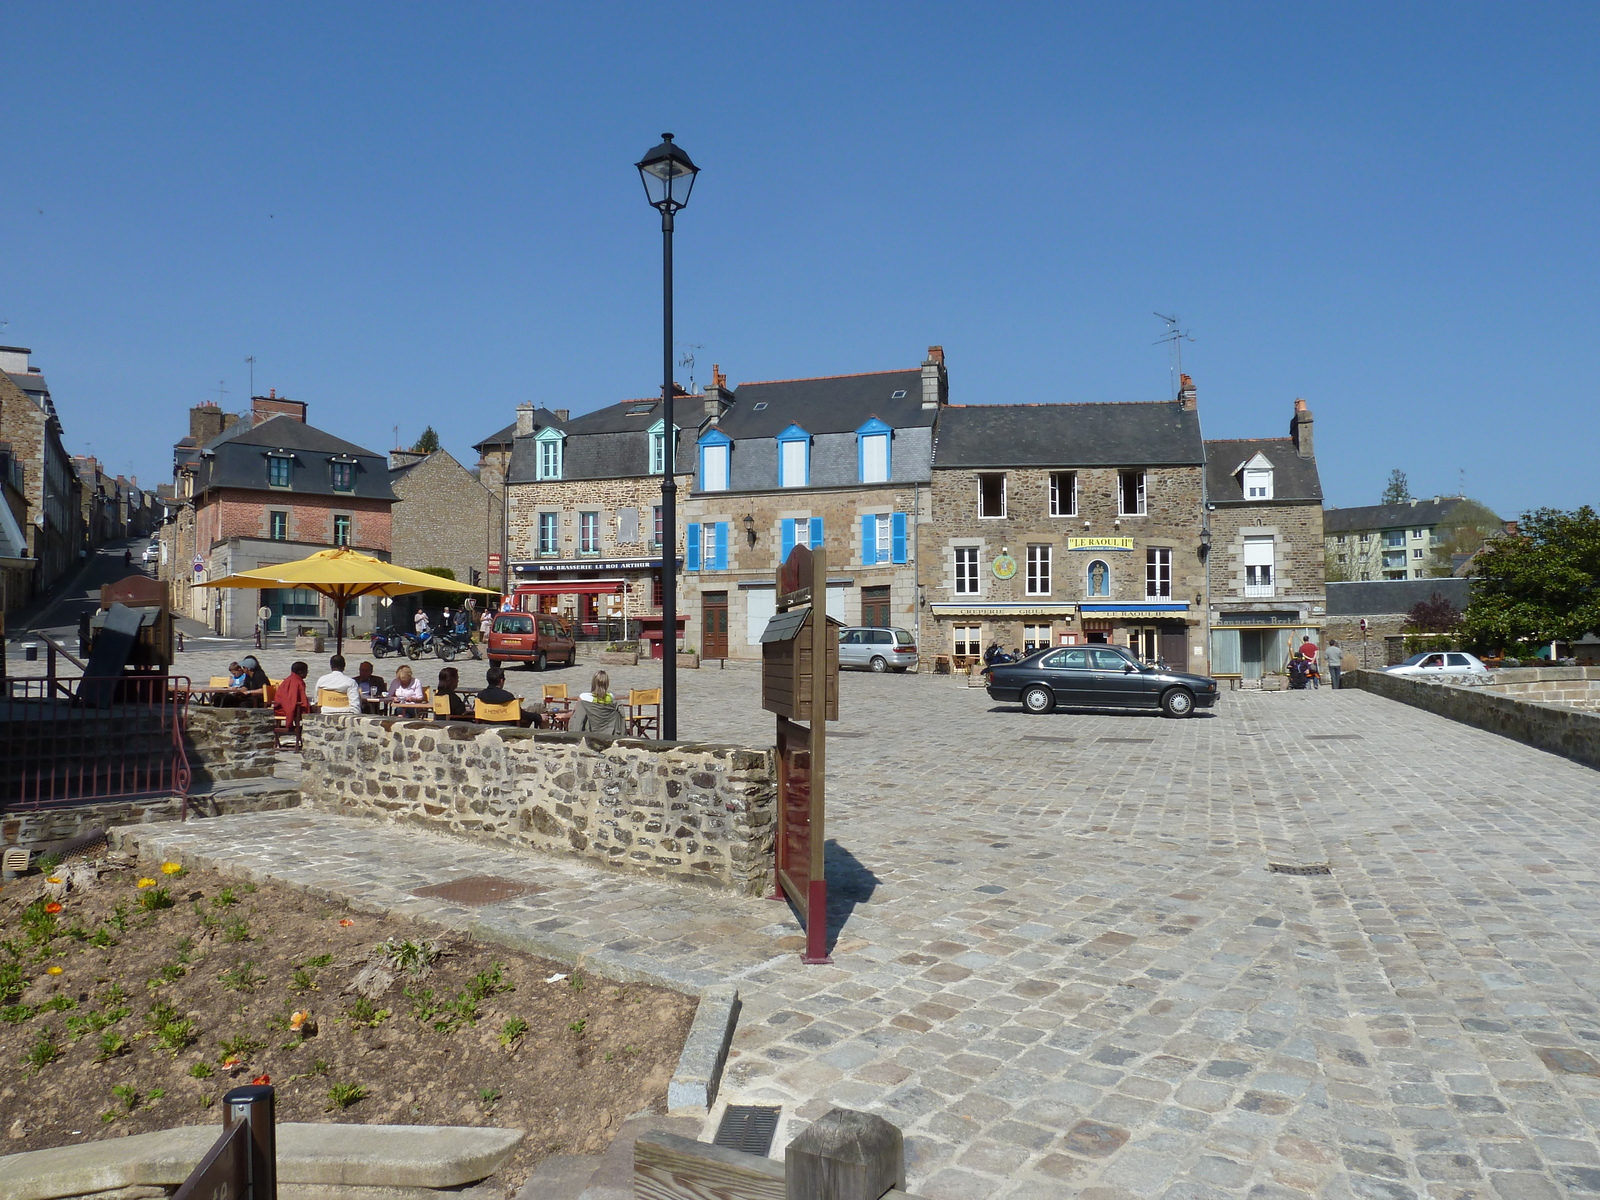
837;626;919;673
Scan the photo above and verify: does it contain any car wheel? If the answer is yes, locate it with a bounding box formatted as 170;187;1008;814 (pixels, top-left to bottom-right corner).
1160;688;1194;718
1023;684;1055;714
870;656;888;673
535;652;546;672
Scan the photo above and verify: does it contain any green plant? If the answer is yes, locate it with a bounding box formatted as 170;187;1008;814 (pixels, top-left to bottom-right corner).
0;961;25;1004
24;1029;60;1072
568;971;585;993
150;960;187;987
217;1034;265;1063
65;921;91;943
67;1004;130;1041
95;1031;128;1062
22;899;61;946
89;927;118;949
478;1087;500;1110
223;918;252;943
149;1088;165;1101
112;1084;140;1112
2;1004;33;1024
174;936;195;962
467;963;512;1001
347;997;389;1028
568;1019;587;1036
241;882;257;894
188;1061;214;1079
35;852;63;874
380;937;440;975
37;995;77;1014
107;903;130;932
101;982;127;1005
138;886;175;912
326;1081;367;1111
212;887;238;908
219;962;264;992
147;1001;197;1054
498;1017;529;1047
289;968;317;993
300;953;333;969
404;984;442;1022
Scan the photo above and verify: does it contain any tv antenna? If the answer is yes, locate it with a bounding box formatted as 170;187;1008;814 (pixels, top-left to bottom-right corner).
215;380;229;406
1153;313;1194;393
245;356;256;397
677;343;704;391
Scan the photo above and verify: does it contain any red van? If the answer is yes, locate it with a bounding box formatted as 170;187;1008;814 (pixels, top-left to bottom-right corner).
487;613;576;671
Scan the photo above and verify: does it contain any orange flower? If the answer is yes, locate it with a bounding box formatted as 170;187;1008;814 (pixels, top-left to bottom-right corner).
160;862;184;875
290;1010;310;1031
251;1074;271;1086
221;1055;240;1067
45;876;62;884
46;966;63;976
338;918;354;927
44;902;62;914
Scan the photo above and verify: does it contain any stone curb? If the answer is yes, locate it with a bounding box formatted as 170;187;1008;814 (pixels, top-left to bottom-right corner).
667;984;741;1111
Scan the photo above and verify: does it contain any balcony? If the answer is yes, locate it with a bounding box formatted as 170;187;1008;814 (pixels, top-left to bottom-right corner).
1243;583;1276;598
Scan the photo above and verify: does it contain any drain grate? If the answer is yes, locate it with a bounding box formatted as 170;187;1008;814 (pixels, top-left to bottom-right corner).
411;875;546;907
1307;734;1362;740
1098;737;1154;744
713;1105;781;1156
1268;862;1333;876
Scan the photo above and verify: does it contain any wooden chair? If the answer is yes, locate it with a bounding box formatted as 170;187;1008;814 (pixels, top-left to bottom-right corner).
473;697;522;725
262;681;277;705
208;676;231;687
431;695;453;717
316;687;355;712
541;683;570;710
627;688;662;739
274;709;303;751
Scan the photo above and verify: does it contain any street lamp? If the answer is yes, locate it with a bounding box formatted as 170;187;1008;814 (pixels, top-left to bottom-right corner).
636;132;699;741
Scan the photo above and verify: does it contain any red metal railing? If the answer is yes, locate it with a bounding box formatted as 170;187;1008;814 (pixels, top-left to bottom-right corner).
1;675;192;808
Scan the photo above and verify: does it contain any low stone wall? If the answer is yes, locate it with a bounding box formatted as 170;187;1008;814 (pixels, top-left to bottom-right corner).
301;715;777;895
184;706;278;788
1478;666;1600;712
1347;668;1600;771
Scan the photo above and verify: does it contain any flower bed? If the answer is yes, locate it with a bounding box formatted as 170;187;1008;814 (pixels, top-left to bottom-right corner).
0;857;695;1191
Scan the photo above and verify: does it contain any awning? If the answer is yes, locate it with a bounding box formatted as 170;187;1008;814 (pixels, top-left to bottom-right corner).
514;580;626;597
928;602;1076;618
1077;611;1196;621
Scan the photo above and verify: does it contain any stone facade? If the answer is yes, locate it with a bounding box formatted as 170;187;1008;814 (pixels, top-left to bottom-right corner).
0;360;80;591
301;715;778;895
185;707;279;789
389;449;502;590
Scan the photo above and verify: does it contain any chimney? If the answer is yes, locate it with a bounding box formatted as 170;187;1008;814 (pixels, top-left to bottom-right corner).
189;403;228;444
251;393;308;425
1177;373;1198;411
389;449;427;470
515;403;536;437
701;364;734;425
1290;397;1313;459
921;346;947;410
553;409;570;423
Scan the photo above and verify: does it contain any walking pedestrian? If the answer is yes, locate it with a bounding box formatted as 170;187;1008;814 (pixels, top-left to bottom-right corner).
1298;636;1320;689
1325;639;1344;690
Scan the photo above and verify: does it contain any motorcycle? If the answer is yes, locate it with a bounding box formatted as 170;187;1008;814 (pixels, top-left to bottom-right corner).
402;628;434;660
434;626;481;662
370;627;406;659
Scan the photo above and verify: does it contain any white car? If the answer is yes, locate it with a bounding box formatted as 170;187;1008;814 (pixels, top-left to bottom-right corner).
1386;651;1490;679
141;544;159;565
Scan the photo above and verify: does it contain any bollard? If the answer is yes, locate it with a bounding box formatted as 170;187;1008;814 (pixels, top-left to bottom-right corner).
223;1084;277;1200
786;1107;904;1200
23;642;38;662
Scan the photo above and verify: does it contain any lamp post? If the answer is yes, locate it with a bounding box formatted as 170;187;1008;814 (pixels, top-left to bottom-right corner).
636;133;699;741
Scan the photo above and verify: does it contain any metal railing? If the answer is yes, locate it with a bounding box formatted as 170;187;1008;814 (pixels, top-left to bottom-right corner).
1;674;192;808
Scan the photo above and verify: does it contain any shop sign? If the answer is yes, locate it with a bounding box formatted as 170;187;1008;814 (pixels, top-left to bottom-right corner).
1067;536;1135;551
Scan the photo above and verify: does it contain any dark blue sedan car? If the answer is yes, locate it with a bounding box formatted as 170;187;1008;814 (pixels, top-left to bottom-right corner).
985;644;1219;718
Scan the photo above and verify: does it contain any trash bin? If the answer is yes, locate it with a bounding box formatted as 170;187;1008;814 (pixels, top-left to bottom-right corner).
23;643;38;662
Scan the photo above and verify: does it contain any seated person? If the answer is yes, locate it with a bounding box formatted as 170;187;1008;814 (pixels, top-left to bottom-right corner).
313;655;362;713
476;667;541;727
386;663;426;706
355;660;386;700
274;661;311;727
435;666;468;717
239;655;271;705
573;670;626;736
227;661;248;688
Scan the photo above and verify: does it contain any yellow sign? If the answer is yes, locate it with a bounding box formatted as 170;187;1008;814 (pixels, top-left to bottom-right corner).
992;553;1017;580
1068;537;1135;551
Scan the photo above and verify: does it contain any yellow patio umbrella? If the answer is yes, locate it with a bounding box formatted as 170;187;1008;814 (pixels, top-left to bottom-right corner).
197;547;498;655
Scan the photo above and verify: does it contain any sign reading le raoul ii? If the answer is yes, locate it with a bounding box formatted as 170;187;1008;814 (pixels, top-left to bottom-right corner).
1067;537;1135;552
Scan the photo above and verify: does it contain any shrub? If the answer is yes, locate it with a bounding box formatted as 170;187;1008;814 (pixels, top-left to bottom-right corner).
137;887;175;912
326;1082;367;1110
24;1030;60;1072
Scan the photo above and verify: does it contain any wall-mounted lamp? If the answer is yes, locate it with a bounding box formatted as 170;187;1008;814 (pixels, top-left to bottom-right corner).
1082;519;1091;530
743;513;757;548
1198;527;1212;562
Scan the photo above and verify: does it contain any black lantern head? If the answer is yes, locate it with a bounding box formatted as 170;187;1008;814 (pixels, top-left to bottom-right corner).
636;133;698;213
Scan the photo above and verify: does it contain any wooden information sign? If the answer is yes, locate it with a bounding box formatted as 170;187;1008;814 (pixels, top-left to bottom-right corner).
760;545;840;964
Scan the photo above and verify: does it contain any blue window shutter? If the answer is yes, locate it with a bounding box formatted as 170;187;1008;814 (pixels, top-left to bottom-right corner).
860;515;876;565
713;522;729;570
809;517;823;549
780;519;795;563
686;523;701;572
892;512;908;564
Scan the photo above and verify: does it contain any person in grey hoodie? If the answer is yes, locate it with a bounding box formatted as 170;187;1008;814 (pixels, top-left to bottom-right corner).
573;670;627;736
1325;640;1344;690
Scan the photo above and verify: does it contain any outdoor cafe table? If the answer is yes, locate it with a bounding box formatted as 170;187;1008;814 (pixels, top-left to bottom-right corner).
180;685;257;706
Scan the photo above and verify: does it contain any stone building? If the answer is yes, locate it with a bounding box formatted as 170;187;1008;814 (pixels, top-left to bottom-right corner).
921;376;1207;669
678;353;945;660
1324;577;1473;670
160;394;394;637
388;447;503;595
0;438;31;616
1204;399;1326;681
0;347;81;592
1325;496;1477;581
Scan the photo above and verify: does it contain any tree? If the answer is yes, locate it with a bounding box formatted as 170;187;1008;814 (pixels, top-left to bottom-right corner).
1381;469;1411;504
1430;498;1503;574
412;566;457;613
1407;593;1463;633
1461;507;1600;649
411;426;441;453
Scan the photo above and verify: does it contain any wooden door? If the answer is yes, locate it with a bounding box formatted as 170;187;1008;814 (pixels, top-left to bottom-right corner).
1158;626;1188;671
862;585;891;628
702;591;729;659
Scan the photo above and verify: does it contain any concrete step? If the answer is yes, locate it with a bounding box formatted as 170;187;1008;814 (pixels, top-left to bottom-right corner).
514;1155;601;1200
513;1115;702;1200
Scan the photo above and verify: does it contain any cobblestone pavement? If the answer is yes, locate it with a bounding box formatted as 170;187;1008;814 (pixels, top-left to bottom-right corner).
108;664;1600;1200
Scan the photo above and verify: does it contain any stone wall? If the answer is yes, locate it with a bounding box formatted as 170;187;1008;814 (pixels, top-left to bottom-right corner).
301;715;778;894
1207;501;1324;605
185;706;278;788
390;450;502;592
1347;668;1600;771
1479;667;1600;712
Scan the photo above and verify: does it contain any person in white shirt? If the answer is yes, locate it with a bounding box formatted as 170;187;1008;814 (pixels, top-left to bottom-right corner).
313;655;362;713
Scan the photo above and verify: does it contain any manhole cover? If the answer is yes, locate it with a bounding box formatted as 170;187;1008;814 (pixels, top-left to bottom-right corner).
1307;734;1363;740
713;1105;781;1155
411;875;546;907
1098;737;1153;744
1267;862;1333;876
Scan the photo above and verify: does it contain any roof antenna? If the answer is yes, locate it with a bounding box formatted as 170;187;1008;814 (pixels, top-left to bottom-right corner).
1153;313;1193;395
216;379;229;406
245;356;256;398
678;343;703;391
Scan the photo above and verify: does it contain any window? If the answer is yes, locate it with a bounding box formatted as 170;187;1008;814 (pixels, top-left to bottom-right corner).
781;517;824;562
536;431;563;480
1411;528;1426;538
1337;553;1347;564
860;513;907;565
267;455;292;488
685;522;729;571
1145;547;1172;598
1026;545;1051;596
1243;468;1273;500
652;505;663;547
954;547;979;595
1087;559;1111;596
648;418;676;476
1359;533;1371;543
1023;624;1051;652
579;511;600;554
272;588;320;618
651;573;663;608
862;585;892;627
1118;470;1146;515
1049;472;1077;516
269;511;287;541
538;512;559;556
1383;550;1406;569
978;473;1006;518
953;625;982;657
700;442;730;491
857;418;892;483
330;462;355;492
1412;547;1424;559
333;515;352;546
1244;535;1274;596
1336;535;1347;544
1384;530;1406;547
777;425;810;487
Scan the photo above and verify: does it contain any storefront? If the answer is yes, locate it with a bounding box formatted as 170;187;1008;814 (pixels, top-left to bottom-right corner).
1076;602;1196;669
1209;610;1321;680
509;555;674;642
927;602;1078;666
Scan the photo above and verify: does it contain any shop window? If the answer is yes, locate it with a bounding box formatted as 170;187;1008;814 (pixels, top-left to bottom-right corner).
953;625;982;657
1023;623;1051;652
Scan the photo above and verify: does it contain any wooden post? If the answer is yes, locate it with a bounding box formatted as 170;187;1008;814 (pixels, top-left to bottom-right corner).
786;1108;904;1200
804;546;829;964
224;1084;277;1200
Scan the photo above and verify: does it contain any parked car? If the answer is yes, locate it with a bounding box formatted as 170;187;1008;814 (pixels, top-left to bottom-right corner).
837;627;919;673
487;612;576;670
141;544;158;565
984;643;1219;718
1385;651;1490;679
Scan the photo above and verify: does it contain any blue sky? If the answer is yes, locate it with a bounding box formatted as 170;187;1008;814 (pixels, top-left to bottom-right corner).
7;3;1597;517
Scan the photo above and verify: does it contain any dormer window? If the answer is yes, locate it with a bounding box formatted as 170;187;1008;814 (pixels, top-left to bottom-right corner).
776;424;810;488
1239;453;1274;500
535;427;565;480
266;453;293;488
856;417;892;484
648;418;678;476
329;459;357;492
697;428;731;492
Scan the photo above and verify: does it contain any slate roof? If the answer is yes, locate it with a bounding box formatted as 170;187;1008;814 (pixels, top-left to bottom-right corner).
1325;577;1472;616
721;369;930;438
505;422;696;484
1204;438;1322;504
562;397;670;436
1323;497;1468;534
473;409;565;452
933;402;1204;469
204;413;382;460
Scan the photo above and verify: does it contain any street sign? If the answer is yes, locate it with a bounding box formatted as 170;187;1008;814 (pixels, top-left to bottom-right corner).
193;557;204;575
1359;618;1368;633
487;553;503;573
